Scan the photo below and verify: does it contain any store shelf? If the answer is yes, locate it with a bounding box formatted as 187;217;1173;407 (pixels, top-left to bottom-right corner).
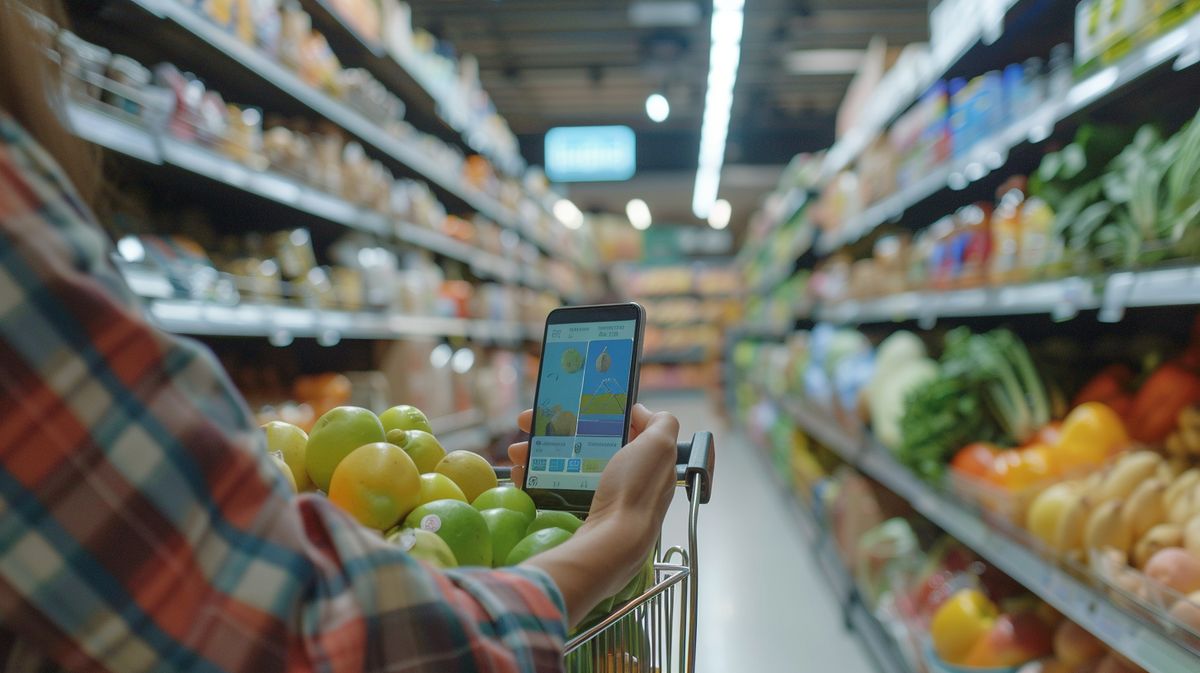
146;298;535;343
815;265;1200;325
120;0;528;235
642;349;711;365
767;393;1200;673
65;101;580;294
817;0;1023;184
750;424;915;673
816;10;1200;254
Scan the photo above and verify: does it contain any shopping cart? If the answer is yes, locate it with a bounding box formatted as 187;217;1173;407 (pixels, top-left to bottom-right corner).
499;431;715;673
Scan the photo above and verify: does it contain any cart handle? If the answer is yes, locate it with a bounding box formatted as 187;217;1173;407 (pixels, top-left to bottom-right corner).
677;431;715;504
493;431;716;505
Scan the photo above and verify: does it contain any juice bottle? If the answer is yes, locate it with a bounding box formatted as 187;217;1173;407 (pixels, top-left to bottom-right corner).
990;176;1026;284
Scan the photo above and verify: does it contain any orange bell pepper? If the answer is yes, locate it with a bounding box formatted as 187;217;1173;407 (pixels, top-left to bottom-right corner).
1127;363;1200;444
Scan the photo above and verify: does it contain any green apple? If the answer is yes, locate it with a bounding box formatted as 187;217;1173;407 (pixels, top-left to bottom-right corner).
614;552;656;603
526;510;583;536
416;473;467;506
262;421;312;491
387;429;446;474
472;486;536;524
480;508;530;567
386;528;457;569
379;404;434;435
305;406;385;491
505;527;572;565
403;499;492;567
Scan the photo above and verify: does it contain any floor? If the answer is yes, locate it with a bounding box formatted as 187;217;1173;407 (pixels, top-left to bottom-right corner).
647;391;876;673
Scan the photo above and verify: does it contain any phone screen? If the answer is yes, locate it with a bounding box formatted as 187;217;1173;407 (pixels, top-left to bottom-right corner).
526;317;638;497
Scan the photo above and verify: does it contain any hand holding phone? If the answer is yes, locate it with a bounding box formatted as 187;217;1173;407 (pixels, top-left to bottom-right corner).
523;303;645;513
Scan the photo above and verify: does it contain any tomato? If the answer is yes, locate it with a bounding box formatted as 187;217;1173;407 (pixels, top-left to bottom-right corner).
951;442;1002;479
1054;402;1128;472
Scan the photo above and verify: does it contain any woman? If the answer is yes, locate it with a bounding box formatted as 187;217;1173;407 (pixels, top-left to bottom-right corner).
0;2;681;671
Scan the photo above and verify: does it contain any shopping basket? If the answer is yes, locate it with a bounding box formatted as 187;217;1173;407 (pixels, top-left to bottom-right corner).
498;431;715;673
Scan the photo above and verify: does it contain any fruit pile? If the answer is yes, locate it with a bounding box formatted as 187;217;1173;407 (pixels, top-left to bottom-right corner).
262;404;654;626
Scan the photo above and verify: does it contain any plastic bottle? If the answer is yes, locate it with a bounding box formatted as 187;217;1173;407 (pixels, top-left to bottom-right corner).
990;176;1027;284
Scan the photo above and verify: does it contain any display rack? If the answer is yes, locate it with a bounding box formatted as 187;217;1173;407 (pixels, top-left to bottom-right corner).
815;265;1200;325
145;298;537;344
111;0;574;264
763;392;1200;673
816;10;1200;254
750;430;916;673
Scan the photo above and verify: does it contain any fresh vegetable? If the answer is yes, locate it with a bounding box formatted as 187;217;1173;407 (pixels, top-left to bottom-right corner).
1127;362;1200;444
867;332;939;449
951;442;1002;479
1054;401;1128;472
896;370;998;480
947;328;1051;446
1072;363;1135;412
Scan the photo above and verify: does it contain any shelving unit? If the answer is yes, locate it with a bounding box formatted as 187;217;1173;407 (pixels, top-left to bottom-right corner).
816;10;1200;254
750;429;916;673
814;265;1200;325
97;0;590;273
145;299;537;344
763;392;1200;673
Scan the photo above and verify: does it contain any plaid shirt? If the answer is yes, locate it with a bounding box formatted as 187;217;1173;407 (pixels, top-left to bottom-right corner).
0;113;567;672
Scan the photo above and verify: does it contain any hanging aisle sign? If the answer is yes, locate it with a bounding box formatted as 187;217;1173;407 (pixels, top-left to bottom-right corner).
544;125;636;182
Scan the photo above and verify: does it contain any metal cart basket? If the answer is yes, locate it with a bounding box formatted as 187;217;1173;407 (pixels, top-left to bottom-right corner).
561;431;715;673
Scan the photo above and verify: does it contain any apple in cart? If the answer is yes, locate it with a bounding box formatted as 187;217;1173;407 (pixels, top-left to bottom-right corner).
480;508;529;568
527;510;583;536
379;404;434;435
386;528;458;569
472;486;537;524
505;527;573;566
262;420;313;491
305;406;386;491
403;499;492;567
387;429;446;473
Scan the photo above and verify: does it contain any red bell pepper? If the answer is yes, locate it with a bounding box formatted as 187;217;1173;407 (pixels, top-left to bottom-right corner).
1127;363;1200;444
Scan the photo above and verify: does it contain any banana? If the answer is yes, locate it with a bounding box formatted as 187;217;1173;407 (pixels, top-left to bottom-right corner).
1053;490;1093;554
1097;451;1164;503
1166;469;1200;512
1132;523;1183;569
1122;477;1168;540
1167;433;1189;457
1169;483;1200;524
1084;499;1133;555
1158;460;1181;482
1185;515;1200;558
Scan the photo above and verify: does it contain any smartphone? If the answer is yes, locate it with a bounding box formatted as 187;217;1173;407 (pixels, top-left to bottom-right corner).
522;302;646;514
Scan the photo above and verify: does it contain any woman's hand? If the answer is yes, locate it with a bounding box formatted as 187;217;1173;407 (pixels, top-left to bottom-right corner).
512;404;680;626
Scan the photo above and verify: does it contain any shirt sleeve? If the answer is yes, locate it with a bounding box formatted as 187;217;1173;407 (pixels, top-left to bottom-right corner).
0;116;567;673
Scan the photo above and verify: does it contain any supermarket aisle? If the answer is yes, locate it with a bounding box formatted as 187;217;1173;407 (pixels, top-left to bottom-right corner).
650;392;874;673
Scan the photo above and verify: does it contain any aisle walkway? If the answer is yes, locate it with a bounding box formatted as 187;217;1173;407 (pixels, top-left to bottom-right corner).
649;392;875;673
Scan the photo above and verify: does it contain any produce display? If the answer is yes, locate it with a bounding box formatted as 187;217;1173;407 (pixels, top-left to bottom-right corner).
732;314;1200;660
260;403;654;632
746;418;1157;673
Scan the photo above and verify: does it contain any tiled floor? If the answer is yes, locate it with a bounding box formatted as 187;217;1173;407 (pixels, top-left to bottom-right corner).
648;391;876;673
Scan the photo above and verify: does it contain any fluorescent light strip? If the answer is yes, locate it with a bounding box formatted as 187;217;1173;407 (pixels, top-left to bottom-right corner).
692;0;744;219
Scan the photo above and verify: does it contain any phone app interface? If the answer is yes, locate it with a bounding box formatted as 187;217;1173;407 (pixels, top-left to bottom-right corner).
528;320;636;491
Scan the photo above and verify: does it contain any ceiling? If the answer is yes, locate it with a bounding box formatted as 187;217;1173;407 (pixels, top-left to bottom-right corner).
407;0;932;232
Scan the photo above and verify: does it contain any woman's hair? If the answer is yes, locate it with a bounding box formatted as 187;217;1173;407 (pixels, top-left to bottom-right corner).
0;0;99;203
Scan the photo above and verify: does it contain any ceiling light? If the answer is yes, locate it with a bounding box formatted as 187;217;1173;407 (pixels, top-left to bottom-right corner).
707;198;731;230
626;198;652;230
783;49;865;74
645;93;670;122
692;0;743;219
553;198;585;229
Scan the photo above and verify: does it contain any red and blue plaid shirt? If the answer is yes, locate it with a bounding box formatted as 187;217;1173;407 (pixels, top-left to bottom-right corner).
0;112;567;672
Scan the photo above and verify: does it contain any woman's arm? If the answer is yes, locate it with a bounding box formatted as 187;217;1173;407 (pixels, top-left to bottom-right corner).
0;115;568;673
